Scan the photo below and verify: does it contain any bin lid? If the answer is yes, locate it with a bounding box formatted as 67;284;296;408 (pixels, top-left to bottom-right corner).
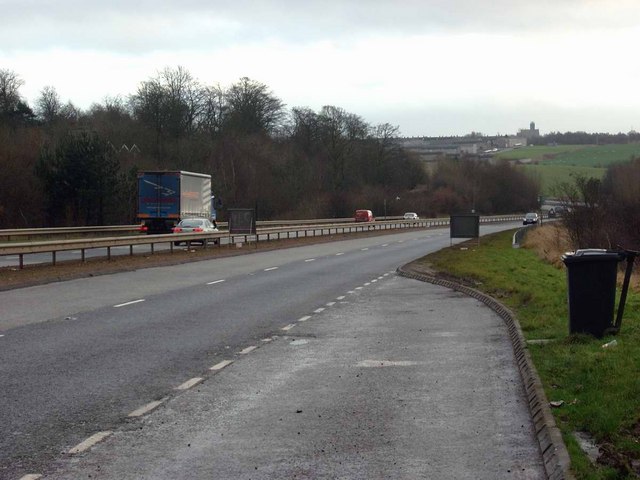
562;249;625;264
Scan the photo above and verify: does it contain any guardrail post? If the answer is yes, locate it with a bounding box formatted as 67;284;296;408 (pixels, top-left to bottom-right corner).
52;251;56;266
19;253;23;269
107;246;111;260
81;249;85;263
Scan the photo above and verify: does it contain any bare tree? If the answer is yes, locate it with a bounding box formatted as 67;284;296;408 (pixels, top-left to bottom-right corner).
224;77;285;135
36;86;62;123
0;68;23;116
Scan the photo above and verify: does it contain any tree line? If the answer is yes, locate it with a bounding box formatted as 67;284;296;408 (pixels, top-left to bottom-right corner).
0;66;540;228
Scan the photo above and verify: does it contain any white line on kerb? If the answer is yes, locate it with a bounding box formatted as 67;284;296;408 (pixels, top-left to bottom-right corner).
240;346;257;354
69;431;113;454
128;400;164;418
281;324;296;331
336;296;345;300
264;267;278;271
326;302;336;307
210;360;234;371
314;307;325;313
175;377;203;390
305;258;316;262
206;279;225;285
113;299;145;308
298;315;311;322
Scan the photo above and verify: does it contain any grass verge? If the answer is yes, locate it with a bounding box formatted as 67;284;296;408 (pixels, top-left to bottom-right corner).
406;229;640;479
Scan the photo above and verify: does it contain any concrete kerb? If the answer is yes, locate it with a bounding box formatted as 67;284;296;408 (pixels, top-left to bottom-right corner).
397;265;574;480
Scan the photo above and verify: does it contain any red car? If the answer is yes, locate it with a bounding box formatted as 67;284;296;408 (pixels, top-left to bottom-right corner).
354;209;374;222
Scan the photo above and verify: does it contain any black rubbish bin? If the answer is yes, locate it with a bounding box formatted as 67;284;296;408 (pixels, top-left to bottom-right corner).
561;249;625;338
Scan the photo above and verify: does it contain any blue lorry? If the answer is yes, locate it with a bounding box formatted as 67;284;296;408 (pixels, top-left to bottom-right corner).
138;171;213;234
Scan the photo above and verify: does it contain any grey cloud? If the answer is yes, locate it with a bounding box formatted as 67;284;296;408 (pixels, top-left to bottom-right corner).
2;0;638;53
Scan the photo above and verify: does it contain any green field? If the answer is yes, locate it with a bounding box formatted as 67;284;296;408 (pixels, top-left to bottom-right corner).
412;230;640;479
496;144;640;167
520;164;606;197
497;144;640;197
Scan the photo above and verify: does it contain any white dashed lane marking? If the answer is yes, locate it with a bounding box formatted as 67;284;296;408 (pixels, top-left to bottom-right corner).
382;244;389;247
305;258;316;262
298;315;311;322
264;267;278;271
326;302;336;307
335;252;344;256
281;324;296;331
336;296;345;300
128;400;164;418
175;377;203;390
113;299;145;308
210;360;234;371
239;346;257;354
19;475;42;480
69;431;113;454
206;279;225;285
314;307;325;313
361;248;369;251
355;287;363;290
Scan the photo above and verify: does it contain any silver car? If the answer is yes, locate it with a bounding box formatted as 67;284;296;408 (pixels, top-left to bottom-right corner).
522;212;539;225
172;218;219;245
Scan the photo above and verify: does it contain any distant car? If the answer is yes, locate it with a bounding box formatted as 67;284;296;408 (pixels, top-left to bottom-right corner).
172;218;219;245
354;209;374;222
403;212;419;220
523;212;539;225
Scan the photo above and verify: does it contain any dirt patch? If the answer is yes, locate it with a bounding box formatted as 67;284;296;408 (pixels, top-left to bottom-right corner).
0;228;407;291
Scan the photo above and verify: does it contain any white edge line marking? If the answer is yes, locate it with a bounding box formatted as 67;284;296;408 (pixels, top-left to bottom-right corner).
314;307;325;313
113;299;145;308
175;377;203;390
128;400;164;418
206;279;225;285
69;431;113;454
364;283;371;286
264;267;278;271
298;315;311;322
371;279;378;283
240;346;257;354
305;258;316;262
326;302;336;307
210;360;234;371
19;475;42;480
336;296;345;300
281;323;296;331
335;252;344;256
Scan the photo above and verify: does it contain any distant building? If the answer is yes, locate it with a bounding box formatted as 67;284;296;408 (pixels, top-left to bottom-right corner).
518;121;540;140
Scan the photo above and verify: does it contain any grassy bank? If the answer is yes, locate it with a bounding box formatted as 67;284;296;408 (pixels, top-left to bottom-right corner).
408;228;640;479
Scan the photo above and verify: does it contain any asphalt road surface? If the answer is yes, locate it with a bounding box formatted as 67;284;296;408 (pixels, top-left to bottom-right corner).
0;223;544;479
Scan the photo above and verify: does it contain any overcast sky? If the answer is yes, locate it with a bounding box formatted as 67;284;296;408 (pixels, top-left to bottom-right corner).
2;0;639;136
